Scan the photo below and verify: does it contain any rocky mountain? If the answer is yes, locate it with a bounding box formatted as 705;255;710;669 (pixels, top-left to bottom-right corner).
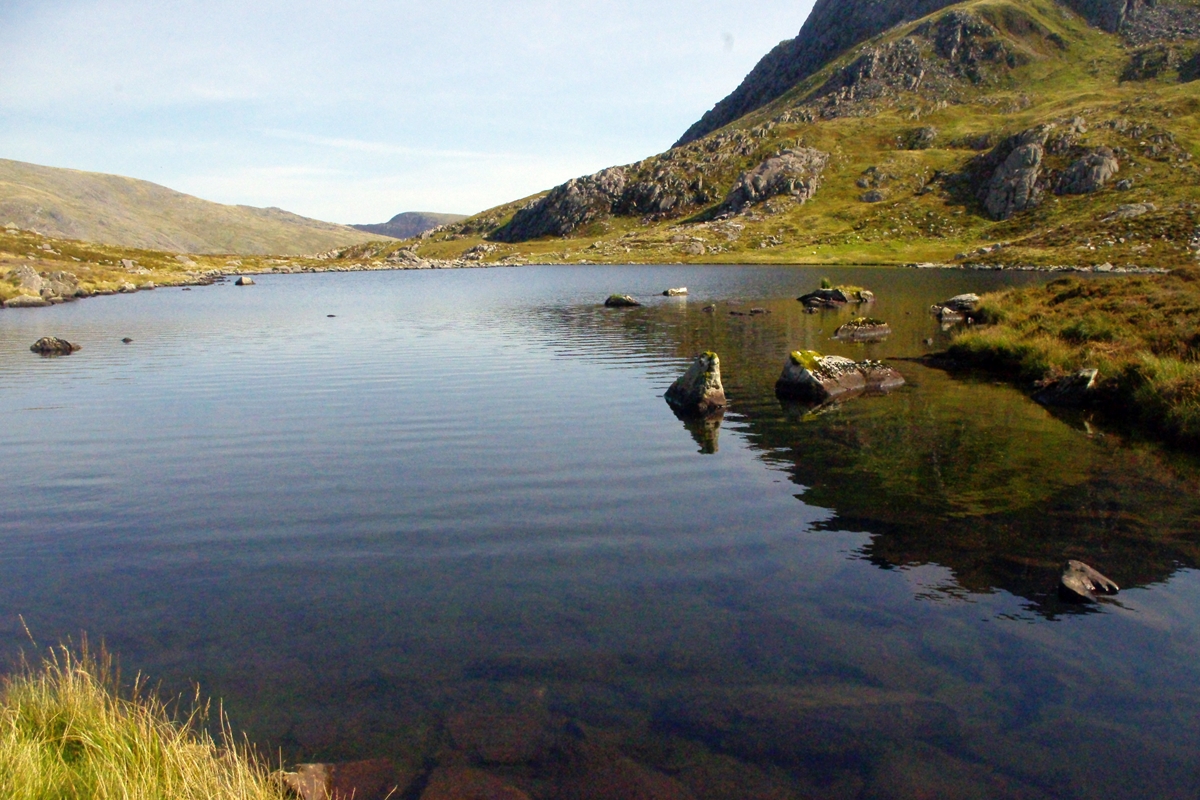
676;0;1183;147
0;159;387;256
351;211;468;240
403;0;1197;274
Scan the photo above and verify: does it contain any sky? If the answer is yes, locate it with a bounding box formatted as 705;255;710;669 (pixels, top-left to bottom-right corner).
0;1;817;224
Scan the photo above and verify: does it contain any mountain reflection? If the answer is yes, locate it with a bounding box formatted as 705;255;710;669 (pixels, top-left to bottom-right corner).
526;282;1200;617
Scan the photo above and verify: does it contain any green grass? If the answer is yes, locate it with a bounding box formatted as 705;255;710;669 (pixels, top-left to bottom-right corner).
947;266;1200;443
0;645;288;800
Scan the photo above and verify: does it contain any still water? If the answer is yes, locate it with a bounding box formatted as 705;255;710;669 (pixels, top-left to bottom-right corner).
2;265;1199;799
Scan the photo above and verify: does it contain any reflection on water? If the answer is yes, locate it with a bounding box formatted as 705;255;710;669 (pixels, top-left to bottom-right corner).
1;265;1199;799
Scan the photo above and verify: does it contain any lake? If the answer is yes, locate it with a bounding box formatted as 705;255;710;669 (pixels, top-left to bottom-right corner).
2;264;1199;799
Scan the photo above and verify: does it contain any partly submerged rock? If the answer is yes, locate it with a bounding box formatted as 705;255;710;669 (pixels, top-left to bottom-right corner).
5;294;50;308
663;287;688;296
604;294;641;307
1033;368;1100;407
834;317;892;341
30;336;80;355
1060;560;1119;602
234;276;255;286
798;286;874;308
284;759;415;800
931;293;980;322
775;351;904;403
665;352;727;416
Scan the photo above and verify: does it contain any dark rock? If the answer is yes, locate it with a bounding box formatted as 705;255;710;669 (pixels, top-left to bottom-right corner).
665;352;727;416
798;287;873;308
834;317;892;341
604;294;641;308
1116;179;1134;191
421;766;531;800
234;276;255;286
493;167;627;242
284;759;418;800
1056;147;1119;195
121;337;133;344
720;149;829;212
775;351;904;403
663;287;688;296
30;336;80;355
447;711;553;764
1032;368;1099;407
1060;559;1119;602
701;304;716;313
861;189;886;203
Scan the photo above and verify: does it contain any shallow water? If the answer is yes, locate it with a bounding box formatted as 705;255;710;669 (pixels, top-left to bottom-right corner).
2;265;1199;799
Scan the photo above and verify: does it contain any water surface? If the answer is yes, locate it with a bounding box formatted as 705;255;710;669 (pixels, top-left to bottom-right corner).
2;265;1198;799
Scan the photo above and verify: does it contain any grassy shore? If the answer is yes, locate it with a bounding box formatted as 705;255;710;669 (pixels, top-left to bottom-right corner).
0;645;287;800
947;266;1200;444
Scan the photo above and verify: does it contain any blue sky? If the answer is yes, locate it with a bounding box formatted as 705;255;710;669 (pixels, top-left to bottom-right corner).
0;1;815;223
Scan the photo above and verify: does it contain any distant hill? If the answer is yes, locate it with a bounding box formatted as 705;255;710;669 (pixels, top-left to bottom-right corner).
0;159;389;255
351;212;469;239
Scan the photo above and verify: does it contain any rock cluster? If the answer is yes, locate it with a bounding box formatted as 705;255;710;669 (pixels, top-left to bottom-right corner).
665;352;727;416
4;265;82;305
775;351;904;403
1056;147;1120;195
720;149;829;213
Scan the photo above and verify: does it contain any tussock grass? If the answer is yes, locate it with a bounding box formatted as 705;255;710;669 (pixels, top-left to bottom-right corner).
949;268;1200;444
0;645;288;800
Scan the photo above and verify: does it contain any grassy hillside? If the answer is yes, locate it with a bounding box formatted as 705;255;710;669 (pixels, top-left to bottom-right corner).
0;159;387;256
395;0;1197;271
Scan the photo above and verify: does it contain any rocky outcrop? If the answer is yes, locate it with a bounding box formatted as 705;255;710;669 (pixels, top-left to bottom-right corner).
1060;559;1119;602
775;351;904;403
665;352;727;415
604;294;641;307
30;336;81;355
1056;147;1120;194
493;168;627;242
1102;202;1156;221
977;126;1052;220
720;149;828;212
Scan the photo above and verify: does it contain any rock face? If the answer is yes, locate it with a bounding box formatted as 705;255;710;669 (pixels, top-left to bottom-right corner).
720;149;829;212
30;337;80;355
1032;368;1100;407
1056;147;1120;194
978;127;1051;220
604;294;641;307
775;351;904;403
665;352;727;416
1060;559;1119;601
493;168;627;242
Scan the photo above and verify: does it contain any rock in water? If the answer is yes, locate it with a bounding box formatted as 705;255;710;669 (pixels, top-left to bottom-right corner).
1033;369;1100;407
604;294;641;307
30;337;81;355
775;350;904;403
5;294;50;308
283;759;414;800
834;317;892;341
234;276;255;286
665;352;727;415
1060;560;1119;602
663;287;688;296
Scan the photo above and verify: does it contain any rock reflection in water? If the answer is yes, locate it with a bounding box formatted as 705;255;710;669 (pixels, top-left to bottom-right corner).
675;408;724;454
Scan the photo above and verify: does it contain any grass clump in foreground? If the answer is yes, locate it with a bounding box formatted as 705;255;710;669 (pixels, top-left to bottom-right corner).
948;267;1200;444
0;645;288;800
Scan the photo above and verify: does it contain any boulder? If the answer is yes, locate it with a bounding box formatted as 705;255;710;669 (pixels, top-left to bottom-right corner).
798;287;849;307
775;351;904;403
5;294;50;308
284;759;415;800
860;189;886;203
935;293;980;312
7;264;47;294
1056;147;1119;195
30;337;81;355
604;294;641;307
834;317;892;341
1032;368;1099;407
1102;202;1156;222
1060;560;1119;602
977;126;1051;220
663;287;688;296
665;352;727;416
720;148;829;213
235;276;255;286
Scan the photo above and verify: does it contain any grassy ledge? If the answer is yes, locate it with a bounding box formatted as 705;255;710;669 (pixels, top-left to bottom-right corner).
946;266;1200;443
0;645;287;800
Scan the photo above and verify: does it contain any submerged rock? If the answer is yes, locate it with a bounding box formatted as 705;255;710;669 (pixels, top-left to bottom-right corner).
665;352;727;416
775;351;904;403
604;294;641;307
30;336;80;355
1060;560;1119;602
834;317;892;341
234;276;255;286
1033;368;1100;407
284;759;415;800
663;287;688;296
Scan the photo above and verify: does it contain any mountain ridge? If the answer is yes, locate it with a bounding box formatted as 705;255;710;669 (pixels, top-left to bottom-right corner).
351;212;468;239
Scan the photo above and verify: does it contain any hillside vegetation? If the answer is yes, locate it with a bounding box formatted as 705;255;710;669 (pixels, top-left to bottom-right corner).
0;159;385;256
